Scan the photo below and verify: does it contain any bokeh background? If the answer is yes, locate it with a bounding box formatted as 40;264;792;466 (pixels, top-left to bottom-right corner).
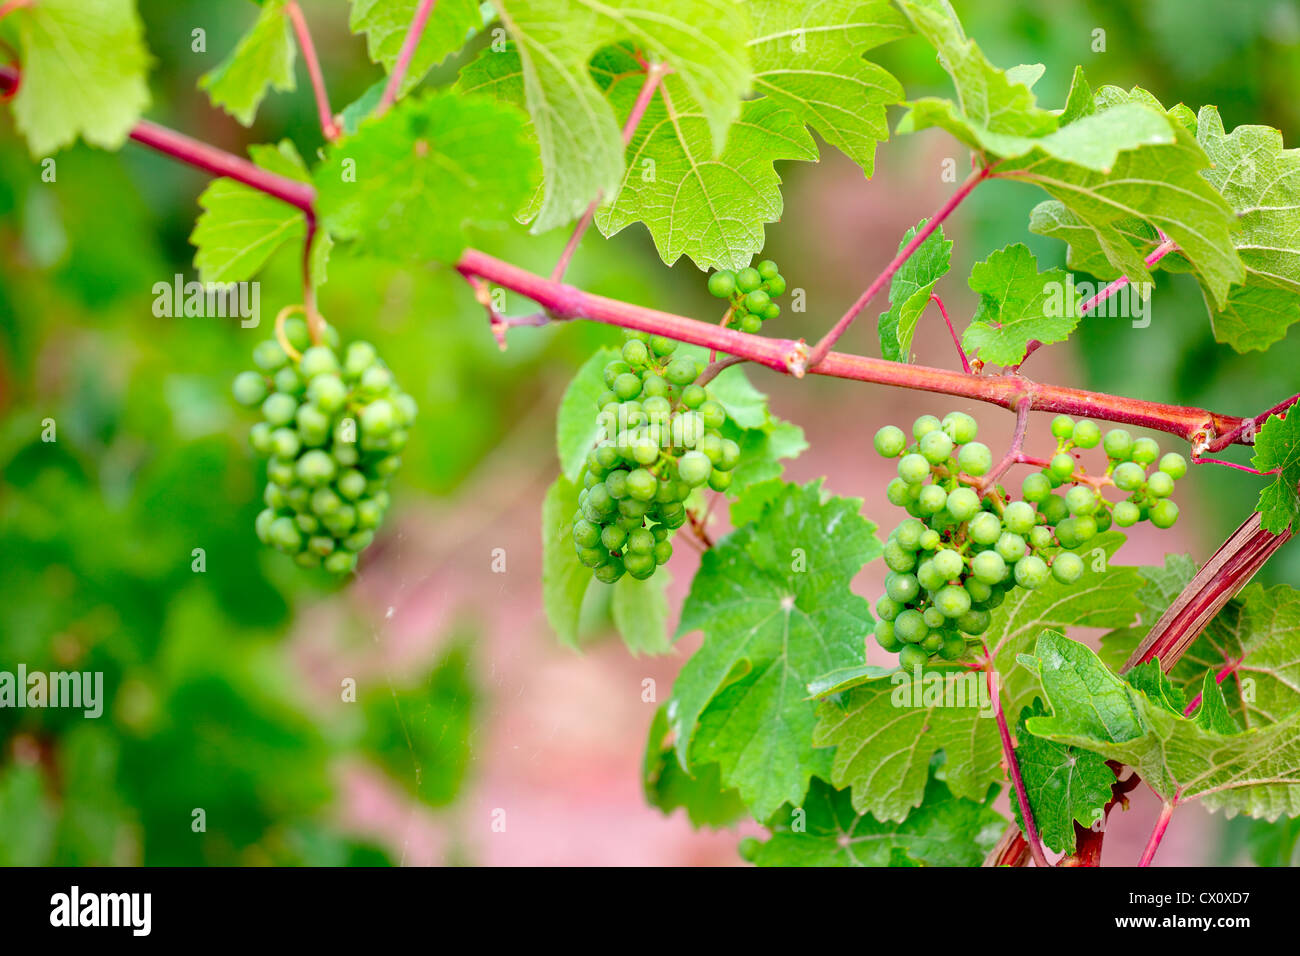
1;0;1298;866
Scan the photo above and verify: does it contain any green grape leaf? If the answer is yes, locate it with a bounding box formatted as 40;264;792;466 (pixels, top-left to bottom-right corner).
1252;411;1300;534
753;776;1004;867
595;52;817;270
541;475;590;648
1125;660;1188;715
893;0;1056;154
199;0;295;126
746;0;910;176
1012;699;1115;854
611;572;672;656
811;666;1002;822
1018;85;1243;310
487;0;751;233
1243;816;1300;866
643;706;745;828
1193;106;1300;351
1195;674;1241;735
668;480;879;818
962;243;1080;366
877;219;952;363
10;0;151;157
555;347;620;482
348;0;484;98
190;140;326;286
728;476;785;528
315;91;539;263
1024;631;1300;820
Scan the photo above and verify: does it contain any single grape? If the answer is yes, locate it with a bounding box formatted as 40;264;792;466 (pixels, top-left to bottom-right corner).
971;550;1007;585
296;450;336;487
1147;471;1175;497
957;442;992;476
253;340;289;372
344;341;378;380
1048;453;1076;482
268;517;303;553
897;453;931;485
664;357;699;386
653;540;673;565
1159;453;1188;480
574;519;602;548
626;469;658;501
995;532;1026;563
1113;501;1141;527
898;645;929;671
262;392;298;427
762;303;781;321
1051;551;1084;584
918;529;941;551
1113;461;1145;491
1014;555;1050;589
939;634;967;660
708;469;733;492
745;290;771;314
1132;437;1160;465
622;338;650;367
233;371;268;407
913;415;942;439
324;550;358;575
885;479;912;507
1072;420;1101;448
968;512;1003;546
1020;473;1051;506
299;345;339;380
1038;494;1069;526
934;585;972;618
739;313;762;334
875;620;903;652
916;559;946;592
765;274;787;297
895;517;925;551
1029;526;1053;551
942;411;978;444
1150;499;1179;528
717;439;741;472
916;484;946;515
884;541;918;573
894;609;928;644
735;267;762;293
1103;428;1134;460
707;270;736;298
1003;501;1037;535
1064;485;1097;516
594;560;625;584
885;572;921;604
613;373;642;401
875;595;902;621
946;486;981;522
677;451;712;487
874;425;907;458
698;401;726;430
1051;415;1075;440
926;549;960;582
757;259;780;280
957;608;990;635
920;429;954;464
923;607;946;629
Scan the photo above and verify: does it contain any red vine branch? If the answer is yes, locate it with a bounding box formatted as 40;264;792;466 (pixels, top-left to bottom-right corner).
377;0;438;116
984;650;1050;867
285;1;340;141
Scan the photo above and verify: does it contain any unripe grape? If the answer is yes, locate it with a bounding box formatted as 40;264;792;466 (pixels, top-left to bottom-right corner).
233;371;268;407
1132;437;1160;465
939;634;967;660
971;550;1007;585
918;529;941;551
625;468;658;501
931;548;962;581
604;361;632;388
355;498;384;530
1113;501;1141;527
762;302;781;321
745;290;771;314
1159;453;1188;480
894;609;928;644
957;441;992;476
875;595;901;621
717;439;740;471
1038;494;1069;525
934;585;971;618
1022;472;1052;502
698;401;726;430
1065;485;1097;516
681;385;707;409
1029;526;1053;551
653;540;674;565
1048;453;1075;481
1103;428;1134;460
622;338;649;367
344;341;378;380
708;270;736;298
1051;415;1075;440
764;275;787;297
1014;555;1049;589
594;560;625;584
627;528;656;554
920;429;954;464
324;550;357;575
946;486;981;522
884;541;917;573
885;479;912;507
298;345;339;380
1051;551;1085;584
739;313;762;334
269;427;301;459
262;392;298;427
296;450;336;487
875;620;902;652
898;644;929;670
613;373;642;401
942;411;978;445
1150;499;1179;528
735;267;762;293
995;532;1026;563
885;572;921;604
1072;420;1101;448
1003;501;1037;535
1147;471;1174;498
574;519;601;548
268;517;303;553
874;425;907;458
708;469;733;492
897;453;931;484
895;517;925;551
920;632;945;655
1113;461;1145;491
677;450;712;487
968;512;1002;546
917;484;947;515
923;606;946;628
253;340;289;372
664;357;699;386
913;415;941;439
757;259;780;280
957;608;990;635
361;399;396;438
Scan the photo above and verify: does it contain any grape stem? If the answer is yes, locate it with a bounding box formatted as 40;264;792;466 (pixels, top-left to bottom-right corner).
551;60;670;283
1206;392;1299;453
377;0;439;117
983;648;1050;868
977;398;1031;492
930;293;971;374
696;355;745;389
285;1;340;141
807;163;994;368
1191;455;1279;476
1138;796;1179;867
1182;655;1243;716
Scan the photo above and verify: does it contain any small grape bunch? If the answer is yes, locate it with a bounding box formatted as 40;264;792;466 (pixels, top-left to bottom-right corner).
706;259;788;333
571;330;739;583
870;411;1183;672
231;315;417;574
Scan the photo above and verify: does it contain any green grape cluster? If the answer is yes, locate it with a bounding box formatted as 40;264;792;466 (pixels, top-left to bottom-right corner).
231;316;417;574
870;412;1185;671
706;259;788;333
571;331;739;583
